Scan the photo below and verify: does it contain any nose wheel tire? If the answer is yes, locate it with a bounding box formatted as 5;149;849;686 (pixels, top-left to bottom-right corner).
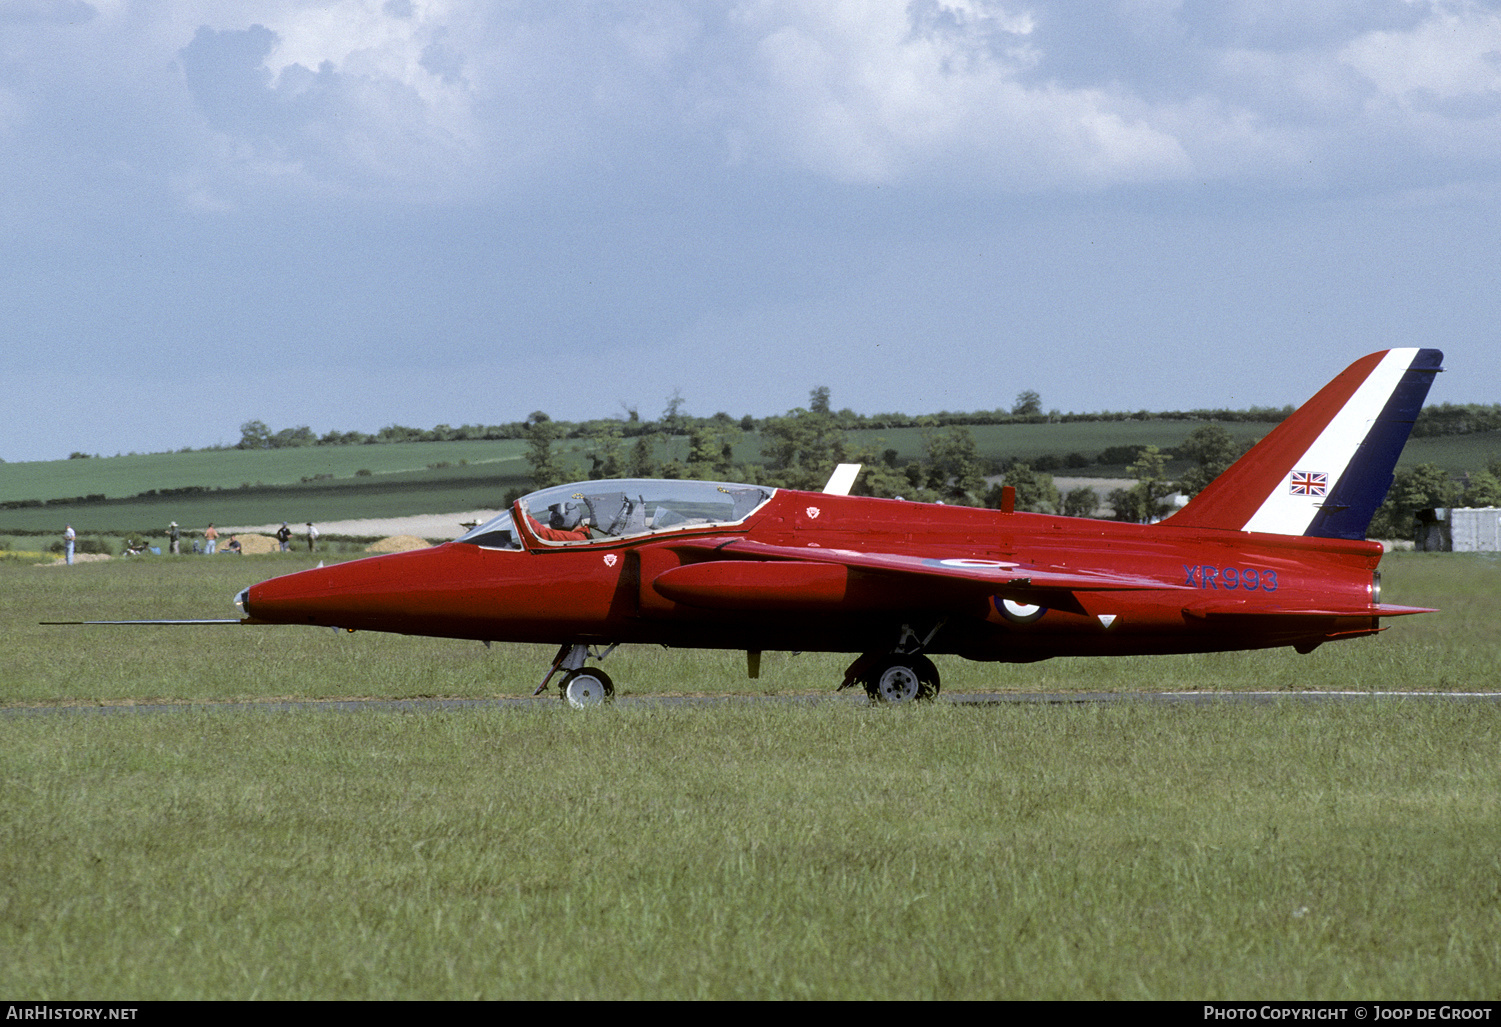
865;655;940;704
561;668;615;708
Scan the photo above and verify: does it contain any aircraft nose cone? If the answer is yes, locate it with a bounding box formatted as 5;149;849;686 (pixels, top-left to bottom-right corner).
239;545;470;633
245;554;402;626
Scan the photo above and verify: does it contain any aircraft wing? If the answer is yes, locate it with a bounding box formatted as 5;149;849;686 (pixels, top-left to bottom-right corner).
669;538;1188;594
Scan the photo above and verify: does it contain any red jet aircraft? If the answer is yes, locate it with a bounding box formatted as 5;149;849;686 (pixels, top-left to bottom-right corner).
224;348;1444;706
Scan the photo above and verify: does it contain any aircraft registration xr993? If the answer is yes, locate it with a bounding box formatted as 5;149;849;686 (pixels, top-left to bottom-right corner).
61;349;1443;707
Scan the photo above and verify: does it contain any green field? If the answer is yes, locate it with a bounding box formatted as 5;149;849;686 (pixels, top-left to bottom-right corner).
0;465;531;539
0;442;533;536
0;440;530;500
1;553;1498;998
5;423;1499;537
3;701;1498;999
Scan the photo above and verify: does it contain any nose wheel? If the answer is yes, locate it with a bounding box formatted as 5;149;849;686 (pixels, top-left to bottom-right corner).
535;643;620;707
560;668;615;708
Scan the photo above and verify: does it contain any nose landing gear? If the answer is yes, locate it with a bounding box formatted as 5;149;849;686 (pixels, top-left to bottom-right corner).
536;642;619;708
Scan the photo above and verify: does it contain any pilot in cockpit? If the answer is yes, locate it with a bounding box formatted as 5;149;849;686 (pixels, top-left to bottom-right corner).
527;501;593;543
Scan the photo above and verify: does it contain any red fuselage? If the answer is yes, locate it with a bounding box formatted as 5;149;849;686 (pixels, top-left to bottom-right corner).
243;487;1391;663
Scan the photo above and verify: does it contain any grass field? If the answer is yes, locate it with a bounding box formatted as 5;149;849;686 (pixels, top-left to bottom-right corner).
0;467;530;539
3;701;1498;999
0;440;531;502
2;552;1498;998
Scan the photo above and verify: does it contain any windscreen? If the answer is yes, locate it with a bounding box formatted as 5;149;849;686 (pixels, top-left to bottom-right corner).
453;509;523;550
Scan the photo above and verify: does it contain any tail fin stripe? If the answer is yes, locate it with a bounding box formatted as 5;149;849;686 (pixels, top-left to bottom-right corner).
1304;351;1444;539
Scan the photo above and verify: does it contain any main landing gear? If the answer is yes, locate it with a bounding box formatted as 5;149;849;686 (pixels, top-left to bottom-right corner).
535;642;618;708
840;653;941;703
839;622;944;704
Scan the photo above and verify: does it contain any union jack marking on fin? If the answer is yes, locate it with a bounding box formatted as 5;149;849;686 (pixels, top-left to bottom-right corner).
1289;471;1328;497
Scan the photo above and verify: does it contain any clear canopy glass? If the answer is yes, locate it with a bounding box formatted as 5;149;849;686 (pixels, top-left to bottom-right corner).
454;479;775;549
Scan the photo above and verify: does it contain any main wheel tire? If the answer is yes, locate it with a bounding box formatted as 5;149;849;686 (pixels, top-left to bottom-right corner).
911;654;941;698
561;668;614;708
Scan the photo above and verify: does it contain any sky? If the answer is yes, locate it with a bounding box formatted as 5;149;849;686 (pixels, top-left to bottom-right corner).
3;0;1500;464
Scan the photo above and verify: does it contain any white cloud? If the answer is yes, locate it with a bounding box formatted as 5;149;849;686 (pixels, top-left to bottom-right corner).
1340;3;1501;100
727;1;1193;186
6;0;1501;212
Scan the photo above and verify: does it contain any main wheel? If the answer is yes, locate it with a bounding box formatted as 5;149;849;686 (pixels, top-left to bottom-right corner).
875;662;920;702
865;656;940;703
867;659;918;703
561;668;614;708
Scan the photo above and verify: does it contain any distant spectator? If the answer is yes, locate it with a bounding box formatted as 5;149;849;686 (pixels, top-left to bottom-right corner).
225;535;242;555
63;524;75;566
306;522;318;552
204;523;218;555
276;522;291;552
168;521;181;555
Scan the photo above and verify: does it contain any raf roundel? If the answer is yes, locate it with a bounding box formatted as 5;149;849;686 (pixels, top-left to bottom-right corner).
995;597;1047;625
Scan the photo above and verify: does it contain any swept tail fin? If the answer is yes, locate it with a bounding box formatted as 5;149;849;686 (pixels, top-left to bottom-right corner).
1164;348;1443;539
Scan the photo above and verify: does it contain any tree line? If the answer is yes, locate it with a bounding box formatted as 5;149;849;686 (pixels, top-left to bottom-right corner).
234;400;1501;455
518;392;1268;516
233;383;1310;454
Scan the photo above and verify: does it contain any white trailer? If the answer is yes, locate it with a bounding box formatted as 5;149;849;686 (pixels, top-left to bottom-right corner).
1448;507;1501;552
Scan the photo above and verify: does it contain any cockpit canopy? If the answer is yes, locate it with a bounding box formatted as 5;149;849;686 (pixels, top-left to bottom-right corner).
453;479;775;550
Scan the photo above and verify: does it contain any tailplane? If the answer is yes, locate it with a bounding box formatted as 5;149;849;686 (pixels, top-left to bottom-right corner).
1164;348;1443;539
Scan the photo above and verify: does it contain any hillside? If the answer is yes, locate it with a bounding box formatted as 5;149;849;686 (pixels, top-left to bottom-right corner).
4;417;1497;537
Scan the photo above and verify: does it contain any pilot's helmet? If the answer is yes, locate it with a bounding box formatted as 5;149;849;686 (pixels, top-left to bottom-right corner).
548;503;583;530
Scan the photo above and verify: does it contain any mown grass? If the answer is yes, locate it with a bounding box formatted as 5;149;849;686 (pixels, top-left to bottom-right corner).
1;702;1497;999
2;552;1497;998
